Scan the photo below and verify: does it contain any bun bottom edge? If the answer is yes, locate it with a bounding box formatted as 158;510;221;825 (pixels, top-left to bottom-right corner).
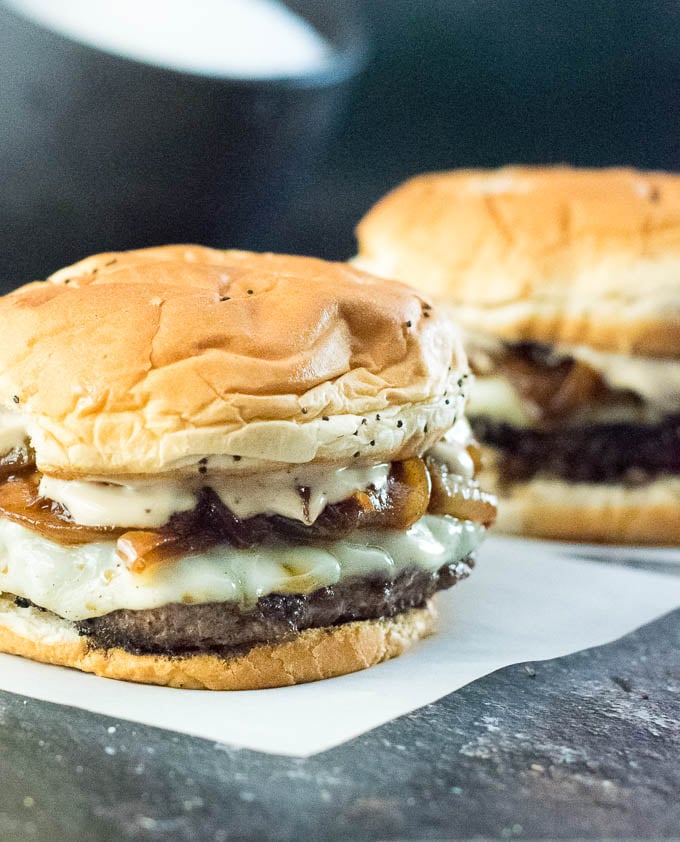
0;599;438;690
481;462;680;545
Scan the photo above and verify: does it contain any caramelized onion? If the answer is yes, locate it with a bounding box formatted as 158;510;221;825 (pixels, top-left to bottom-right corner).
466;441;484;474
380;457;432;529
482;342;612;422
116;531;189;573
426;457;497;527
0;447;35;481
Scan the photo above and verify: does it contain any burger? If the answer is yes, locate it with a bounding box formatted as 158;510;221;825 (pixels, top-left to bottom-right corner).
356;166;679;545
0;246;496;689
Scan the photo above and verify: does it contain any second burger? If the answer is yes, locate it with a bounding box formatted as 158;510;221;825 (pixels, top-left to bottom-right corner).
356;166;680;545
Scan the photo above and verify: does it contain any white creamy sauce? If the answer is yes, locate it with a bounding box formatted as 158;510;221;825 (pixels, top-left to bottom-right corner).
38;475;197;529
39;463;392;528
0;409;29;454
6;0;331;78
0;515;484;620
427;418;476;478
212;463;391;523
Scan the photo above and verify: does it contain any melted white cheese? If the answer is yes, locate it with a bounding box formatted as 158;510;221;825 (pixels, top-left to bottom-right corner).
38;463;392;528
464;377;536;427
0;515;485;620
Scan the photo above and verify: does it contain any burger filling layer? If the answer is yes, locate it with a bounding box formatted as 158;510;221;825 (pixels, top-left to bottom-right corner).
0;513;483;621
465;336;680;486
0;425;495;653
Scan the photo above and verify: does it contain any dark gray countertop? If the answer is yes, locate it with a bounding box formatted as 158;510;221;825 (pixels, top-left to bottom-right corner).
0;603;678;841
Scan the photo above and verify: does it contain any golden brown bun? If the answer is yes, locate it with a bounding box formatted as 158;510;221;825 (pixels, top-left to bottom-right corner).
0;246;468;478
356;166;680;357
0;596;436;690
479;455;680;544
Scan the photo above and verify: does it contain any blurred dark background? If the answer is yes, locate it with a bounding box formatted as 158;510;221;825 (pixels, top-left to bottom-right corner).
278;0;680;259
2;0;680;284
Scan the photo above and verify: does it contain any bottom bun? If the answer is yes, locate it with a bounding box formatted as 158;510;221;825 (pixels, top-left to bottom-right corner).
0;596;437;690
481;461;680;545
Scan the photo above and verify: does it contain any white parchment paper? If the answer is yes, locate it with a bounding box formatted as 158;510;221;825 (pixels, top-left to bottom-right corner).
1;536;679;757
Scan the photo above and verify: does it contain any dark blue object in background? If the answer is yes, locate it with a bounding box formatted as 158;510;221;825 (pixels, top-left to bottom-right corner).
278;0;680;259
0;0;365;287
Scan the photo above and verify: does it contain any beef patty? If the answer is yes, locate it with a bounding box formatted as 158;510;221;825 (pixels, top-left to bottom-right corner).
73;556;474;656
472;414;680;484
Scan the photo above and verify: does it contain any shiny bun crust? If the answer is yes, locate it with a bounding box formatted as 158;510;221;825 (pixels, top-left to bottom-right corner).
356;166;680;357
0;596;436;690
479;457;680;544
0;246;468;477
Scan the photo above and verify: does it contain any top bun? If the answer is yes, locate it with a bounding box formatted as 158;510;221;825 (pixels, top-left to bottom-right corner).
0;246;468;478
356;166;680;357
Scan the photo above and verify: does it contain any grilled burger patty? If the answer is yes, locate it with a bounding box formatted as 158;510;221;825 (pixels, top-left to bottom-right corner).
71;557;473;656
473;414;680;484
